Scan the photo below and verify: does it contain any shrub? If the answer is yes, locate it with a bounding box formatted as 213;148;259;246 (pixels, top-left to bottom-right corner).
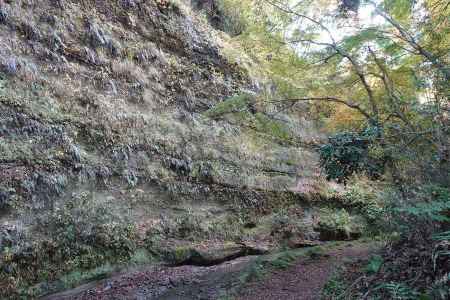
317;208;362;240
341;178;384;223
376;282;420;300
398;185;450;223
319;127;384;182
321;267;347;299
365;255;383;274
359;185;450;300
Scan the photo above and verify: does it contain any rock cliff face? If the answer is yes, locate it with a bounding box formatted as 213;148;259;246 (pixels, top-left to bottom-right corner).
0;0;321;209
0;0;331;297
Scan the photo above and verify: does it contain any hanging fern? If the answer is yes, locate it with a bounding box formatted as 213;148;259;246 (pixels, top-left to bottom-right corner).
398;185;450;222
376;282;419;300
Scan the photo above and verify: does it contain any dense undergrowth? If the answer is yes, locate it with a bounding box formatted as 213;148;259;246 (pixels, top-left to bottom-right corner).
320;185;450;299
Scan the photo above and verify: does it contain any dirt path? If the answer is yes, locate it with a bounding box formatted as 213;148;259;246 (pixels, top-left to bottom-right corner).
42;256;257;300
237;243;371;300
42;243;372;300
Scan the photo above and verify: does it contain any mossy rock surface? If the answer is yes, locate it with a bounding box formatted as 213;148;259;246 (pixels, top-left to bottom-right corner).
317;227;362;241
315;208;364;241
0;0;325;297
165;242;270;266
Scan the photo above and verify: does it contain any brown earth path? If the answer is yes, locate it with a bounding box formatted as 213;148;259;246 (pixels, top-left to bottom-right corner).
237;243;372;300
41;242;373;300
42;256;256;300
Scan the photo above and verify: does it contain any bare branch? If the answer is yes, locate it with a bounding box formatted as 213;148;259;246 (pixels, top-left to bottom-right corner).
263;0;337;45
268;96;374;121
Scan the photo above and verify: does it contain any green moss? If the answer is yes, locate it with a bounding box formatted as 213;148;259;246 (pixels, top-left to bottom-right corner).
204;93;294;143
252;113;292;141
0;139;67;169
204;93;253;118
27;248;156;298
0;81;68;123
238;246;325;285
59;263;114;289
170;246;193;264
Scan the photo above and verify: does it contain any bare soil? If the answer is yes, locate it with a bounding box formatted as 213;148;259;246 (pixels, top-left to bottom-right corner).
42;243;373;300
42;256;256;300
237;243;372;300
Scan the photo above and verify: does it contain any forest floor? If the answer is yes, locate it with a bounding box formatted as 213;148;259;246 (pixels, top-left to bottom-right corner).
237;243;372;300
42;241;375;300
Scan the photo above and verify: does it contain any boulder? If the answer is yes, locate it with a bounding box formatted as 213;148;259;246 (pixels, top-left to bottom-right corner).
167;243;242;266
240;241;271;255
188;244;245;266
287;238;321;249
166;241;270;266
